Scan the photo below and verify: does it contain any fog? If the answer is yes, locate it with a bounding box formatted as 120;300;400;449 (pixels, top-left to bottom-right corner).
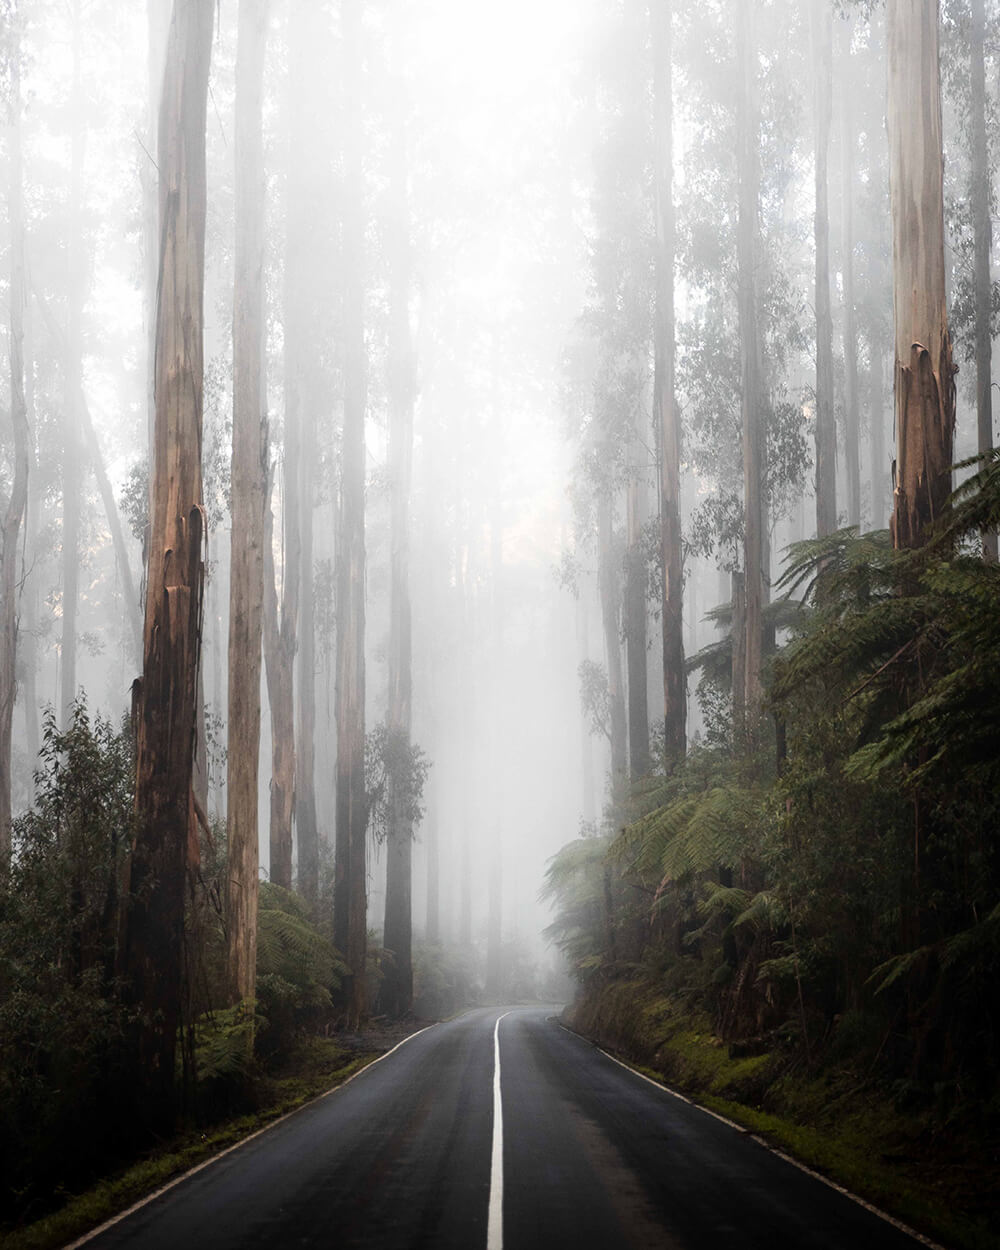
2;0;992;1006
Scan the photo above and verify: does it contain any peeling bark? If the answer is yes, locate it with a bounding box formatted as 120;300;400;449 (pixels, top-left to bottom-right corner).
122;0;213;1129
887;0;954;550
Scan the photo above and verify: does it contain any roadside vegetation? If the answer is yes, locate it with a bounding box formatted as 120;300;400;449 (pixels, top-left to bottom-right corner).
547;458;1000;1250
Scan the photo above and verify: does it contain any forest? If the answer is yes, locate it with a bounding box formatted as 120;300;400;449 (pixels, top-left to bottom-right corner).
0;0;998;1247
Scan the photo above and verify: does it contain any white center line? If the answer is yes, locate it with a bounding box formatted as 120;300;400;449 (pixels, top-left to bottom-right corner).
486;1011;511;1250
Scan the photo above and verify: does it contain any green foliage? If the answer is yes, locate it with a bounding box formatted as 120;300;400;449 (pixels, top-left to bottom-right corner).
364;724;431;847
0;704;135;1222
255;883;346;1057
553;461;1000;1112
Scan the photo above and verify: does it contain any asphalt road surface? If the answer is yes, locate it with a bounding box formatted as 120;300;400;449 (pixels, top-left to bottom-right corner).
75;1006;933;1250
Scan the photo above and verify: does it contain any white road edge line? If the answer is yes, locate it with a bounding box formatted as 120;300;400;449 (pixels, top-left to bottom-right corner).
556;1023;947;1250
61;1023;438;1250
487;1011;511;1250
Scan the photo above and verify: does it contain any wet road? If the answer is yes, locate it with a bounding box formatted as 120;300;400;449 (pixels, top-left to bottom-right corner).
73;1006;932;1249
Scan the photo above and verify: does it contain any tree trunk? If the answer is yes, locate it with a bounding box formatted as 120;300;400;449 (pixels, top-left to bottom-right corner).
381;79;416;1019
60;1;85;725
812;0;836;539
736;0;764;734
226;0;269;1008
870;336;887;530
296;402;318;906
970;0;996;560
1;27;30;863
145;0;170;547
840;15;861;530
651;0;685;767
624;445;649;779
485;851;502;1001
598;495;627;803
334;0;369;1026
887;0;954;549
122;0;213;1130
263;482;294;888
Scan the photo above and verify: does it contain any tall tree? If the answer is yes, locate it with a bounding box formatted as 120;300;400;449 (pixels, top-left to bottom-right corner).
1;12;30;862
736;0;764;731
969;0;996;560
887;0;954;549
60;0;85;724
122;0;213;1127
651;0;685;765
812;0;836;539
381;76;417;1019
226;0;269;1008
624;440;649;779
840;14;862;531
334;0;369;1025
263;0;308;892
597;494;627;798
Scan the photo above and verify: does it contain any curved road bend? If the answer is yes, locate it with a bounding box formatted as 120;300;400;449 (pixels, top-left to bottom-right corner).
76;1006;931;1250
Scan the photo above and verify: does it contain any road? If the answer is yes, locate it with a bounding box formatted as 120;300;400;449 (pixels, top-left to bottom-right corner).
75;1007;932;1250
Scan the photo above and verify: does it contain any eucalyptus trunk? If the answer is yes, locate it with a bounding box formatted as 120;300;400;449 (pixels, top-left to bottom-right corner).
122;0;213;1129
969;0;996;560
226;0;269;1008
651;0;685;765
887;0;954;549
840;15;861;530
334;0;369;1026
381;87;416;1018
598;495;627;802
624;449;649;780
60;1;85;725
736;0;764;733
0;27;30;864
812;0;836;539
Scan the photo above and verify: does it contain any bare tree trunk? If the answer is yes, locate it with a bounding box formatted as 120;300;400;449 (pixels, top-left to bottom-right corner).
651;0;685;767
970;0;996;560
736;0;764;734
296;410;318;906
1;27;30;863
812;0;836;539
145;0;170;545
870;336;887;530
598;495;627;803
263;483;294;888
624;446;649;779
840;15;861;531
334;0;369;1026
887;0;954;549
381;79;416;1018
122;0;213;1130
226;0;269;1008
60;1;85;725
485;851;502;1001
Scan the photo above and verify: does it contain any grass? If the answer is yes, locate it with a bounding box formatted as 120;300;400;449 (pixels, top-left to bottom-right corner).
566;980;1000;1250
2;1041;375;1250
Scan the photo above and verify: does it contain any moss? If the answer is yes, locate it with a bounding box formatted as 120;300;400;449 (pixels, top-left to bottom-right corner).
3;1044;373;1250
